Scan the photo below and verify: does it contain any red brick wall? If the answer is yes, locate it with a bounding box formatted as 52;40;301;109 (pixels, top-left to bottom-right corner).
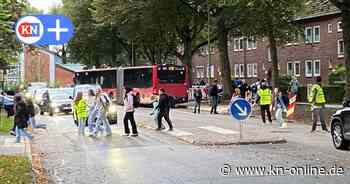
24;49;51;84
191;14;344;86
55;65;75;87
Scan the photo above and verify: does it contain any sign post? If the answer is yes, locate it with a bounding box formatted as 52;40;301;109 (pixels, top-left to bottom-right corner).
229;98;252;141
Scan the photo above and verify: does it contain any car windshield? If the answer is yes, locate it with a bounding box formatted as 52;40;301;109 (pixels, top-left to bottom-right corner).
51;94;69;101
75;85;101;97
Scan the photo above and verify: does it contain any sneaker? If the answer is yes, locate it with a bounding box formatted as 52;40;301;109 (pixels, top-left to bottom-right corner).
10;131;16;136
122;133;130;136
167;128;173;131
155;128;161;131
130;134;138;137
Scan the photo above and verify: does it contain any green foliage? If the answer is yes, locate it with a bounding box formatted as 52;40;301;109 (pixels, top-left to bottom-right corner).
0;155;32;184
0;0;26;65
329;64;346;85
278;75;292;89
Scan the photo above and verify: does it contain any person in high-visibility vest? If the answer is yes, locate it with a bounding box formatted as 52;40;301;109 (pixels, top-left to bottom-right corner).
308;76;328;132
257;81;273;123
73;92;88;135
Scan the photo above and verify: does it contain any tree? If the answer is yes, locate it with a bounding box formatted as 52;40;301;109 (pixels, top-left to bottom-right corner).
330;0;350;99
240;0;305;88
0;0;26;65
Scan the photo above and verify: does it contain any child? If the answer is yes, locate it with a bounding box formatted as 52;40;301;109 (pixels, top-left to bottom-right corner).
150;94;164;129
230;88;241;102
73;92;88;135
193;87;203;114
274;89;288;128
14;95;33;143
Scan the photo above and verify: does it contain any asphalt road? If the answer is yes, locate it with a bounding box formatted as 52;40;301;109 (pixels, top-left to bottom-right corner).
31;107;350;184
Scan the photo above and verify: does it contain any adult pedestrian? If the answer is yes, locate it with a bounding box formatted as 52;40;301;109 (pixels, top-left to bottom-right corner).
257;81;273;123
209;80;219;114
87;89;97;135
308;76;328;132
14;95;33;143
290;76;300;96
94;90;112;136
123;87;138;136
193;87;203;114
73;92;88;135
156;88;173;131
239;79;250;99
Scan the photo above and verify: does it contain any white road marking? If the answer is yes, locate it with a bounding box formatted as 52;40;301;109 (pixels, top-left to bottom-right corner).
199;126;238;135
166;129;193;137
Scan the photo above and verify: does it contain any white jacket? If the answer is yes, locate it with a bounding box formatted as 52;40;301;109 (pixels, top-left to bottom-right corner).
124;92;134;112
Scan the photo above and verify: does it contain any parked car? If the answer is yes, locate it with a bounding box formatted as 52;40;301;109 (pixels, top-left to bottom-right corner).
331;100;350;150
72;84;117;125
0;94;14;117
40;88;73;116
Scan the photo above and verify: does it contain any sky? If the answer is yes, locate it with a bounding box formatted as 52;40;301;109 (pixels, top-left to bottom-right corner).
27;0;62;13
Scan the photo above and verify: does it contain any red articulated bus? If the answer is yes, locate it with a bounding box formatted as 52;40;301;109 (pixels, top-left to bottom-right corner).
74;64;189;105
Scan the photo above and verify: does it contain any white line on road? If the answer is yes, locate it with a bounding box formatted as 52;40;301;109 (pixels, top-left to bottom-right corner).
199;126;238;135
166;129;193;137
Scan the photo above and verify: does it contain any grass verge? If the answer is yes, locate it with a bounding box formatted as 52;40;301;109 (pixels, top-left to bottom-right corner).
0;155;32;184
0;113;13;134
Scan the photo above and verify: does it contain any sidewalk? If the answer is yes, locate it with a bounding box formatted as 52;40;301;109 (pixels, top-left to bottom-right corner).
0;134;30;156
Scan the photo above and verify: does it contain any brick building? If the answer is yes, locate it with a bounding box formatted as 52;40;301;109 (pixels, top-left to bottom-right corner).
191;0;345;87
23;48;84;87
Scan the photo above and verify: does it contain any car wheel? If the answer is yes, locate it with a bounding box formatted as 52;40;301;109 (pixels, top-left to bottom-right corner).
332;121;350;150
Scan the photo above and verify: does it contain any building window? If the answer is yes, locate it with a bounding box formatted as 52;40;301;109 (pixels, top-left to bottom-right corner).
305;27;313;43
196;66;205;78
328;24;333;33
247;64;252;78
207;64;214;78
234;38;240;51
338;39;344;58
239;64;244;78
235;64;240;78
287;62;294;76
234;37;257;51
234;37;244;51
294;62;300;77
305;60;313;77
267;47;272;62
338;21;343;32
253;63;258;77
247;37;257;50
314;60;321;77
313;26;320;43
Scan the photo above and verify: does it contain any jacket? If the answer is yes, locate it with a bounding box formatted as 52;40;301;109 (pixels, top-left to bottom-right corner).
209;85;219;97
157;94;169;112
14;101;28;129
124;92;134;112
194;90;203;102
73;99;88;119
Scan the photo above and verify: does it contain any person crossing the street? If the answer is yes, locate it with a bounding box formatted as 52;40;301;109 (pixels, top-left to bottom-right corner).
93;90;112;136
123;87;138;136
193;87;203;114
73;92;88;135
87;89;97;135
308;76;329;132
156;88;173;131
257;81;273;124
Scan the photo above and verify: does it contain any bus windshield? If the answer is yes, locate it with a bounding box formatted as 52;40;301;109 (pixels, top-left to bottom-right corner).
124;68;152;88
157;66;186;84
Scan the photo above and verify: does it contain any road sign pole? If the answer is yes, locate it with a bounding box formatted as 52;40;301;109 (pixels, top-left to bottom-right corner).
239;122;243;141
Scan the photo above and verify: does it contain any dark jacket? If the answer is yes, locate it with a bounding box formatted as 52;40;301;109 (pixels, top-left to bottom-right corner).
14;101;28;129
194;90;203;102
209;84;219;97
26;100;35;117
157;94;169;112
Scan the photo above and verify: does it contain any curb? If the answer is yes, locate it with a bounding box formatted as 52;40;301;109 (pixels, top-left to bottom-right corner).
138;122;287;146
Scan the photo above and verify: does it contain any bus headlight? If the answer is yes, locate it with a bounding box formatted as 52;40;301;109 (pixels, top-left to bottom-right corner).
109;105;117;114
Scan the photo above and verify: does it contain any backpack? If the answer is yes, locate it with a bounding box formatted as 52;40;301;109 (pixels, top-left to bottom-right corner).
133;94;140;108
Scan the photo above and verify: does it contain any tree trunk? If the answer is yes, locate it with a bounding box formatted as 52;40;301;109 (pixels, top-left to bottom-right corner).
343;10;350;99
217;15;233;99
268;33;279;88
183;37;193;87
61;45;67;64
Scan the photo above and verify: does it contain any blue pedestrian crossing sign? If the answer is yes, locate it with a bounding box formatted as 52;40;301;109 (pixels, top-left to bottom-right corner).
229;98;252;121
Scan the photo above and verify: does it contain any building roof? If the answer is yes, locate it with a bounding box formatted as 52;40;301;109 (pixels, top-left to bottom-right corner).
297;0;341;20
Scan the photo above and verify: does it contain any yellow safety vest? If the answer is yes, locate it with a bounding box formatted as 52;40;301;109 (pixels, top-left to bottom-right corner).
258;88;272;105
74;99;88;119
309;84;326;105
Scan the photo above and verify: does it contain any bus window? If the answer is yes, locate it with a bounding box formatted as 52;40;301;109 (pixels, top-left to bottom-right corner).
124;68;152;88
158;67;185;84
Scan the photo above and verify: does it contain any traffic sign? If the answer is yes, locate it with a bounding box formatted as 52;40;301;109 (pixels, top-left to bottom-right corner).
229;98;252;121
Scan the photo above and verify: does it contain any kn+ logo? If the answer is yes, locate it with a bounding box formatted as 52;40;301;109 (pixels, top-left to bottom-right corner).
15;15;74;46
